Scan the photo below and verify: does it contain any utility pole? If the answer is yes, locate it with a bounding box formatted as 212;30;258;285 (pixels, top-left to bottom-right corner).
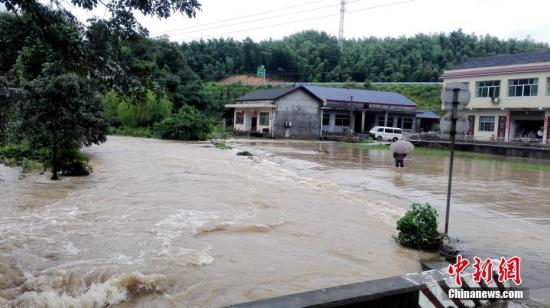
444;89;459;235
338;0;346;50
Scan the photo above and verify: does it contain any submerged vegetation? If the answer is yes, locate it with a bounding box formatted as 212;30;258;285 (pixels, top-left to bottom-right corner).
396;203;443;251
0;143;47;172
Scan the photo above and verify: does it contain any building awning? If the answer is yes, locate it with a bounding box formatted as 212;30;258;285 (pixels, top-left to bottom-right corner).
416;110;440;120
225;104;276;109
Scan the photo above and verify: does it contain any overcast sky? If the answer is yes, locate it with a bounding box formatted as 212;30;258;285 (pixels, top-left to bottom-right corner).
65;0;550;43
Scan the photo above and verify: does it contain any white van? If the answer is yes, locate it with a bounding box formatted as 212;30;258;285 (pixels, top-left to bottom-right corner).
369;126;403;142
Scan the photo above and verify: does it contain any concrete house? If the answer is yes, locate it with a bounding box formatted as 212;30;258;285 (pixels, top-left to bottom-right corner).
225;85;424;139
440;51;550;143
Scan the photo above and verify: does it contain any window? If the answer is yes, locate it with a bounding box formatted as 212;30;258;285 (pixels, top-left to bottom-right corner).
322;113;330;126
386;117;394;127
335;114;351;126
394;129;403;134
479;116;495;132
259;112;269;126
508;78;538;97
377;117;385;126
385;128;394;133
377;128;384;132
397;118;403;128
236;111;244;124
403;118;413;129
547;77;550;96
476;80;500;98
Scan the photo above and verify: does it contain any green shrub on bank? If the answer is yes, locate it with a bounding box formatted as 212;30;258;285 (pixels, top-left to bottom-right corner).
154;106;212;141
0;143;49;165
1;143;91;175
104;90;172;128
109;126;155;138
396;203;443;251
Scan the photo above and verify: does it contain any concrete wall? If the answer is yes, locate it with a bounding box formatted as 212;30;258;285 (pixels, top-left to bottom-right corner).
322;111;352;134
273;90;321;139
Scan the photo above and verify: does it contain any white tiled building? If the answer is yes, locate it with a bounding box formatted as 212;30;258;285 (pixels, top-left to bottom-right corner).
441;52;550;143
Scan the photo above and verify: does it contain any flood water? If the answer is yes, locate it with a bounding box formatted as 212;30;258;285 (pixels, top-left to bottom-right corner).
1;136;550;307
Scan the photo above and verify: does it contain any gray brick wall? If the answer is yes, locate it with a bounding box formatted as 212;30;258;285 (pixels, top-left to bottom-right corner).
273;90;321;139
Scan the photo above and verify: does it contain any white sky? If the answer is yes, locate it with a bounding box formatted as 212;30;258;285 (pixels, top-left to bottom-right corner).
65;0;550;43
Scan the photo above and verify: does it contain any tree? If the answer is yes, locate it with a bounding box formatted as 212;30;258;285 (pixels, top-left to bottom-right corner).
21;72;108;180
0;0;204;179
154;105;211;141
1;0;200;20
180;30;549;83
0;76;21;145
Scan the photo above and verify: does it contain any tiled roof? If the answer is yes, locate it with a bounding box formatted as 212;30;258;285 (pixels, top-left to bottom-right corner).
235;87;300;101
454;51;550;70
235;85;417;107
303;85;416;107
416;110;440;119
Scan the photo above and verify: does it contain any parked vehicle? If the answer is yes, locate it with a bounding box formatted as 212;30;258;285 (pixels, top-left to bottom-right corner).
369;126;403;141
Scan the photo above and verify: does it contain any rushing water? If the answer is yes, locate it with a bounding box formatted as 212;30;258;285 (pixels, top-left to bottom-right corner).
1;136;549;307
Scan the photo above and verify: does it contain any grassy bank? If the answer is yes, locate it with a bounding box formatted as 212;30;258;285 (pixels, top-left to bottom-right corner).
351;142;550;173
0;143;93;175
0;143;47;172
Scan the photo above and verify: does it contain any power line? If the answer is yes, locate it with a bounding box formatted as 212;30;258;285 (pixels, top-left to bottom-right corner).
174;0;414;42
151;0;334;36
156;0;360;38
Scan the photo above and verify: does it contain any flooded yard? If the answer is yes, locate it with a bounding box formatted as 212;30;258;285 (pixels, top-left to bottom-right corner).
1;136;549;307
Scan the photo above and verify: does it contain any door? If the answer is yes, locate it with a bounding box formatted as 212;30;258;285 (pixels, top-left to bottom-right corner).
251;117;257;131
497;116;506;139
467;115;475;136
354;112;363;133
365;114;376;132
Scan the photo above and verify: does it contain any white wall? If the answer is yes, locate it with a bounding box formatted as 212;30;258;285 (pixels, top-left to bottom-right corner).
443;70;550;110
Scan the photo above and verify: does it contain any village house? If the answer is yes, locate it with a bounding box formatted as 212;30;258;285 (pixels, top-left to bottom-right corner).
440;51;550;143
225;85;437;139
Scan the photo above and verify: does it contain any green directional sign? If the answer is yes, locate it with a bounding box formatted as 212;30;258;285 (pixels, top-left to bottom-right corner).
256;65;266;78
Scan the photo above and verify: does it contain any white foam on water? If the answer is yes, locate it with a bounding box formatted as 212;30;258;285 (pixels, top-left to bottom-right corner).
195;221;286;235
150;210;220;247
10;272;170;308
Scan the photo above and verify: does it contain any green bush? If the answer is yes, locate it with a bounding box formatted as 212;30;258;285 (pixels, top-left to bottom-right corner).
104;90;172;128
43;150;91;176
109;126;155;138
396;203;443;251
21;158;43;172
0;143;32;159
0;143;50;163
154;106;212;141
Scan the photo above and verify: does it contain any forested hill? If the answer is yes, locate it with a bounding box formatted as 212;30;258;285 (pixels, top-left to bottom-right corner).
182;30;549;82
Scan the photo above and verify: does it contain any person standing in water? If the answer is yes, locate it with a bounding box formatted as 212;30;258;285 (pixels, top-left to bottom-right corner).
393;152;407;168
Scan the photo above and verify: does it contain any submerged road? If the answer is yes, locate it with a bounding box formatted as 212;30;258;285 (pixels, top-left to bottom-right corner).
1;136;549;307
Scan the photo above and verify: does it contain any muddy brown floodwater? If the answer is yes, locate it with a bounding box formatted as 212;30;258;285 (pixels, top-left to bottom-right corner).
1;136;550;307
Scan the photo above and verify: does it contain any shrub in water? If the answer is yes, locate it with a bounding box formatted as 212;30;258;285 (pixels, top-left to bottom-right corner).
396;203;443;251
154;106;212;141
44;151;92;176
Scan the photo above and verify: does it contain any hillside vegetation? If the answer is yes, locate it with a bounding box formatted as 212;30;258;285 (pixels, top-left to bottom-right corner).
183;30;548;82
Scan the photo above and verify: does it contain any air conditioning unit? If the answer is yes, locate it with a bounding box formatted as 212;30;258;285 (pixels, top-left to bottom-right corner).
491;97;501;104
